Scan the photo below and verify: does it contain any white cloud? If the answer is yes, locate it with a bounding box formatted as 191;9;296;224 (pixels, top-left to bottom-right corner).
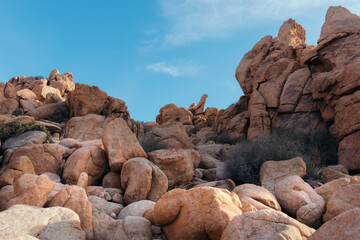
158;0;360;46
146;62;179;76
146;60;200;77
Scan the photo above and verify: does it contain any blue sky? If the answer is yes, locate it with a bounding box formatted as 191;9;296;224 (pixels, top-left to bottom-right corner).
1;0;359;122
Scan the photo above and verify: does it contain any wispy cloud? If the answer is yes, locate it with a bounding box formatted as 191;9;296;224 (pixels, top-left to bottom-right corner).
146;62;179;76
146;60;201;77
158;0;360;46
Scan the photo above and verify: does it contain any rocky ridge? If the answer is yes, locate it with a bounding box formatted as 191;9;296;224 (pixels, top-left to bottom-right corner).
0;6;360;240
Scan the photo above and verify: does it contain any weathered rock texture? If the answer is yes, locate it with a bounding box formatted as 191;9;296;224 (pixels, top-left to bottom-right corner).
153;187;243;240
0;205;85;240
102;118;147;172
121;157;168;204
221;209;315;240
148;149;200;188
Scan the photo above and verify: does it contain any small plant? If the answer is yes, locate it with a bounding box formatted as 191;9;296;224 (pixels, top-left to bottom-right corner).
223;128;338;185
12;108;23;116
139;134;168;153
0;120;51;142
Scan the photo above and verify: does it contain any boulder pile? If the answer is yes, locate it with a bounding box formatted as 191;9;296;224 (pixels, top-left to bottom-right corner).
0;6;360;240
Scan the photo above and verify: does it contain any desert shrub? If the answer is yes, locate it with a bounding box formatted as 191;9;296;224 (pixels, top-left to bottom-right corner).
207;134;240;145
139;134;168;153
0;120;51;142
223;128;338;185
12;108;23;116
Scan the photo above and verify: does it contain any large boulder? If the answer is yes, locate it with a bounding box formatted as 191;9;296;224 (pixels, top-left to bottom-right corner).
121;157;168;204
62;146;107;185
102;118;147;172
153;187;243;240
315;176;360;204
156;103;193;125
323;184;360;222
68;83;108;117
2;130;47;150
62;114;106;141
221;209;315;240
4;143;63;174
6;173;55;209
232;184;281;211
148;149;200;187
48;185;94;239
0;205;85;240
309;208;360;240
88;195;123;217
260;157;306;194
143;122;192;149
0;156;35;187
275;176;325;228
103;216;152;240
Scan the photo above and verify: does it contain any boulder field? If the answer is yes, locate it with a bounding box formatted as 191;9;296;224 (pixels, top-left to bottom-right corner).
1;6;360;240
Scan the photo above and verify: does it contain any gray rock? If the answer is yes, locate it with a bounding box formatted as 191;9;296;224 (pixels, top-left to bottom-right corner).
2;131;47;150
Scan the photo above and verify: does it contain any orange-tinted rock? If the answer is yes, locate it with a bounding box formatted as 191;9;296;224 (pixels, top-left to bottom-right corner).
321;165;349;183
144;122;192;149
338;131;360;172
148;149;200;188
62;146;107;185
323;184;360;222
247;90;270;139
309;208;360;240
121;157;168;204
16;89;37;101
317;6;360;49
275;176;325;228
102;118;147;172
156;103;193;125
0;156;35;187
32;84;62;102
260;157;306;194
7;174;55;209
153;187;242;240
277;18;306;48
102;171;121;188
232;184;281;211
221;209;315;240
279;68;310;112
62;114;106;141
6;144;63;174
48;185;94;239
315;177;360;205
0;98;18;114
68;83;107;117
4;82;17;99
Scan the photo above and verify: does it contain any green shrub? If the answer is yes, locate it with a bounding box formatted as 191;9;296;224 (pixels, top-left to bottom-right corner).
139;134;168;153
223;128;338;185
12;108;23;116
0;120;51;142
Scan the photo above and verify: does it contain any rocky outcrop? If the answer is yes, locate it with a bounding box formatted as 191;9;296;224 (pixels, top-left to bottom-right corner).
153;187;243;240
68;83;108;117
0;156;35;187
156;103;193;125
